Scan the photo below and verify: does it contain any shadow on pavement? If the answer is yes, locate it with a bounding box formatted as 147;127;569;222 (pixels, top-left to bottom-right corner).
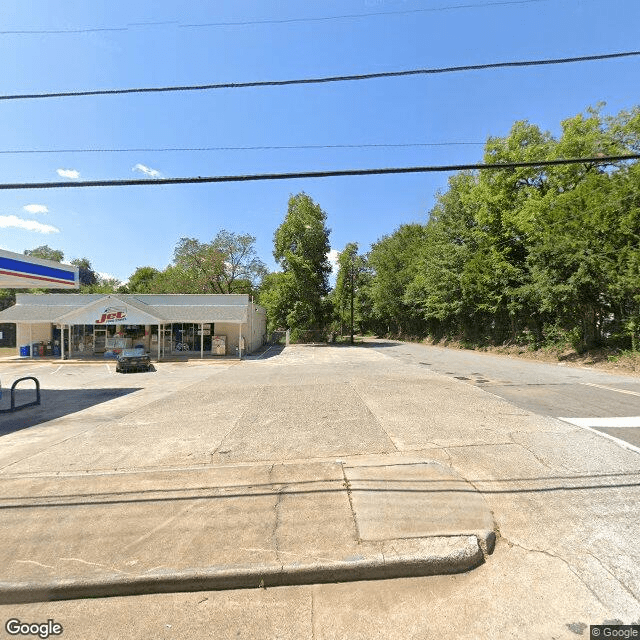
2;470;640;510
0;388;140;436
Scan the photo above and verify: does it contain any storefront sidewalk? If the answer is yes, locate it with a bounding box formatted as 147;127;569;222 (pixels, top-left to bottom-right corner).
0;353;243;364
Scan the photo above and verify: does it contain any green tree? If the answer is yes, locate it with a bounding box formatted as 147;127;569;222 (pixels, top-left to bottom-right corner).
257;271;295;333
272;193;332;332
172;230;267;294
71;257;98;288
366;223;428;335
125;266;161;293
333;242;367;343
24;245;64;262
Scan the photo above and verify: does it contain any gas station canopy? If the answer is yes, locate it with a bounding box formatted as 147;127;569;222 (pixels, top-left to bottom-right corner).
0;249;79;289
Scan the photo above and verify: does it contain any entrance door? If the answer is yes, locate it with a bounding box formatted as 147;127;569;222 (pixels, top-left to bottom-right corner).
93;327;107;353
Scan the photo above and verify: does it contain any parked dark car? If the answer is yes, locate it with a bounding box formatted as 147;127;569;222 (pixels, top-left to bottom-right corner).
116;348;151;373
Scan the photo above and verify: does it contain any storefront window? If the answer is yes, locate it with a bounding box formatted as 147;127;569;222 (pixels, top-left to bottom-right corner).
171;323;212;352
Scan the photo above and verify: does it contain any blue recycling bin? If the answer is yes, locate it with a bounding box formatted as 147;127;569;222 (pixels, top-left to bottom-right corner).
19;345;30;357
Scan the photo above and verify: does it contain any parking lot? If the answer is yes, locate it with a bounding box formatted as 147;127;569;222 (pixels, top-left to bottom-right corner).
0;342;638;638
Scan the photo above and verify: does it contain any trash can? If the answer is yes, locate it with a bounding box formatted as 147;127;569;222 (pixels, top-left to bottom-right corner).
19;345;30;357
31;343;40;357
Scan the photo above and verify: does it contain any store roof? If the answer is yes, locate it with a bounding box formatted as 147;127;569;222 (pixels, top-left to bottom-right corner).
0;293;251;325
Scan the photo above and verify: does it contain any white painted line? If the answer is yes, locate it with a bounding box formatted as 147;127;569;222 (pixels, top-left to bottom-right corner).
255;346;274;360
105;364;112;375
581;382;640;397
50;365;63;375
559;416;640;428
559;417;640;456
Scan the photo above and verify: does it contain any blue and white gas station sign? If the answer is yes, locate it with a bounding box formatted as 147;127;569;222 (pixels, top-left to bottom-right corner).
0;249;79;289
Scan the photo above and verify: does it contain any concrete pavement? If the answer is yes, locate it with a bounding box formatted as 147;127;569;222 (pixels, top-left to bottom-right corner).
0;457;493;603
0;342;639;638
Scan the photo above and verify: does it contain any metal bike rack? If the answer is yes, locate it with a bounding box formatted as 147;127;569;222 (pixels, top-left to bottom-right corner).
0;376;41;413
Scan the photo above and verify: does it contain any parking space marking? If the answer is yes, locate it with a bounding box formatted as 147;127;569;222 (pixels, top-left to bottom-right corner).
105;364;112;375
255;346;274;360
581;382;640;397
50;365;63;375
559;416;640;455
559;416;640;428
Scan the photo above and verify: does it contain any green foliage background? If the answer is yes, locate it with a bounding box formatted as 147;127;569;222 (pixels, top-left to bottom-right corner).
352;105;640;351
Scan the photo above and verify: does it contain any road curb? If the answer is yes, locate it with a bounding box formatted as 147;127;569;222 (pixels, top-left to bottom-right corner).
0;535;484;604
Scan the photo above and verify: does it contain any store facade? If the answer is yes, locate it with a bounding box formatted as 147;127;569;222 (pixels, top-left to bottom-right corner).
0;293;266;360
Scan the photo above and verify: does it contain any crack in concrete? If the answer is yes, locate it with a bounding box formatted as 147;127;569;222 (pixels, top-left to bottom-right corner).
340;463;361;544
587;551;640;604
310;589;316;640
269;464;284;564
508;432;575;473
15;559;54;570
59;557;133;576
211;385;265;459
498;536;612;611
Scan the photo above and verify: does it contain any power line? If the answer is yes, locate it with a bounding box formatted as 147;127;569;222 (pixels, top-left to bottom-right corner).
0;142;486;155
0;155;637;190
0;1;550;35
2;50;638;102
180;0;548;28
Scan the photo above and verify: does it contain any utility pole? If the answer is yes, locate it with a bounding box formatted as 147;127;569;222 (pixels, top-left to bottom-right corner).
350;259;354;345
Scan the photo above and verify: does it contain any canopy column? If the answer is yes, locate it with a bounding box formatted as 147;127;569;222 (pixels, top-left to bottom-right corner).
29;324;32;359
200;323;204;359
157;324;161;363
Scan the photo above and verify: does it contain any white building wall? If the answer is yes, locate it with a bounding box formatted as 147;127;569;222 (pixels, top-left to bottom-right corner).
212;323;241;355
248;305;267;353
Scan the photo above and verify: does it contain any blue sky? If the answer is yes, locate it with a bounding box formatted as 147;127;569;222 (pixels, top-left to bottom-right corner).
0;0;638;282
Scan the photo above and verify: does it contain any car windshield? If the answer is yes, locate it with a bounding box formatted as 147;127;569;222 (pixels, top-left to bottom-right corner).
121;348;145;357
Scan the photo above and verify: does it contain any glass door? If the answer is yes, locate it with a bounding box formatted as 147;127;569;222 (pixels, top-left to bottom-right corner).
93;327;107;353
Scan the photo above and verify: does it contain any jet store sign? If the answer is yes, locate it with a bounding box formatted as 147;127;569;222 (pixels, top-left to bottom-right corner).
96;306;127;324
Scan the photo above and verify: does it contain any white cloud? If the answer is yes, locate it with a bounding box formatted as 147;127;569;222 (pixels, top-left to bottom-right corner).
57;168;80;179
0;215;59;234
23;204;49;214
327;249;340;273
133;163;161;179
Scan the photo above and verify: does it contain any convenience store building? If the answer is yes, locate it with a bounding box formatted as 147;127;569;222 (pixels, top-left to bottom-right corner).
0;293;266;360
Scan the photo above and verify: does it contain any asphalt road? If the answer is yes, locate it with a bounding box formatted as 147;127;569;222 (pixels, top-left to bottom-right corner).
365;339;640;452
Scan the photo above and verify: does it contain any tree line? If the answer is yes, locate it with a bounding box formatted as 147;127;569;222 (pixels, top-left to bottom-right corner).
3;105;638;352
343;105;640;351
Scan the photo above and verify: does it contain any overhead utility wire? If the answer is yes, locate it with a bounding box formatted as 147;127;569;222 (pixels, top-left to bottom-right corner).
181;0;547;27
0;1;549;35
0;142;486;155
0;155;637;191
2;50;638;102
